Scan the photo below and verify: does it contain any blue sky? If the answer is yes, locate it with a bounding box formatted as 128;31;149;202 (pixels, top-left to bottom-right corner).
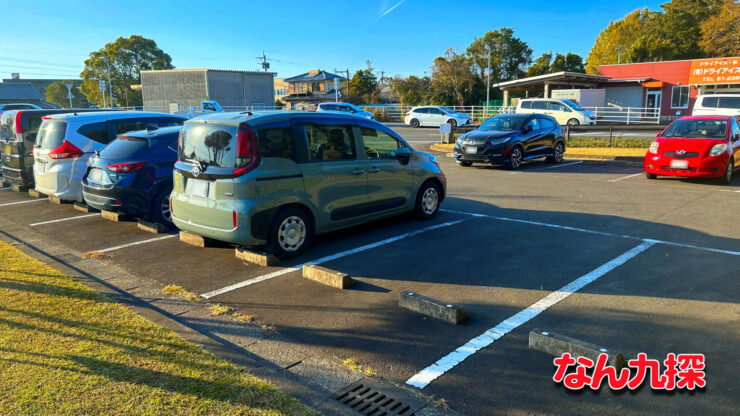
1;0;664;80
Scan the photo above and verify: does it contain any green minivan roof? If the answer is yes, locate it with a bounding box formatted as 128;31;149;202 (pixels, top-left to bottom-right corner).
186;110;361;127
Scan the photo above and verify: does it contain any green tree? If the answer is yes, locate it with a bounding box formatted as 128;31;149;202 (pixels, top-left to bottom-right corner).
659;0;719;59
628;34;678;62
348;60;378;104
45;81;86;108
585;8;657;73
391;75;432;105
80;35;173;107
526;53;552;77
699;0;740;57
430;49;483;106
466;28;533;83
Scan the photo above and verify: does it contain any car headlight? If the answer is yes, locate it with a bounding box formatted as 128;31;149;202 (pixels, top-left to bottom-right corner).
709;143;727;156
649;141;659;154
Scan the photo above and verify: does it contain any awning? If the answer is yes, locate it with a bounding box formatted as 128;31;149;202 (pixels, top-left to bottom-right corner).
642;81;664;88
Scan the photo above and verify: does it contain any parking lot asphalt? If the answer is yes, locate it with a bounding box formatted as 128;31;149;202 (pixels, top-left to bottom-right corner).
1;125;738;415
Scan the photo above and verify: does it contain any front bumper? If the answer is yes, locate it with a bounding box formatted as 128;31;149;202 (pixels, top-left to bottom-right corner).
453;142;510;164
644;153;729;177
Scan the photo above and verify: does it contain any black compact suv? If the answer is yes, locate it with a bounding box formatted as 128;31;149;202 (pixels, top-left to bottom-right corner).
453;113;566;169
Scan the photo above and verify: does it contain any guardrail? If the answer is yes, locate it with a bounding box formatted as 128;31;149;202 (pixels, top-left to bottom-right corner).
582;106;660;125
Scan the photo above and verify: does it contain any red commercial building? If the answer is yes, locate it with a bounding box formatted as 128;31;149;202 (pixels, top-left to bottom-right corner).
598;57;740;119
495;56;740;122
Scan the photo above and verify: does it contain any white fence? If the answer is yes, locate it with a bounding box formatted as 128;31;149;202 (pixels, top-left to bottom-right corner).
120;103;660;125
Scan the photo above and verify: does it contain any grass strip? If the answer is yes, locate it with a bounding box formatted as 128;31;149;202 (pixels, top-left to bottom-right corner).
0;241;316;416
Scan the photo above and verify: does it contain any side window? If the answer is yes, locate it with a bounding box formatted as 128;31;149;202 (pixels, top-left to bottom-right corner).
340;106;353;113
360;127;401;159
415;108;428;114
539;118;554;129
113;119;148;135
719;97;740;109
731;118;740;137
428;108;442;115
531;101;547;110
525;118;540;131
304;124;356;162
257;126;296;161
701;97;718;108
203;102;216;111
77;122;109;143
520;101;532;109
548;102;566;111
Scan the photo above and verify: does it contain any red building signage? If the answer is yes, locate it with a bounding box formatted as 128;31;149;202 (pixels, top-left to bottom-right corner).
688;57;740;85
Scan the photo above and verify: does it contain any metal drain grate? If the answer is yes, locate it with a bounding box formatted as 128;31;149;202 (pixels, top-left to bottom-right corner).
335;382;415;415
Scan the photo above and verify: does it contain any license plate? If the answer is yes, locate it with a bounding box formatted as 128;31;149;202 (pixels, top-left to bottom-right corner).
465;146;477;154
35;161;45;174
87;168;105;183
187;178;209;198
670;160;689;169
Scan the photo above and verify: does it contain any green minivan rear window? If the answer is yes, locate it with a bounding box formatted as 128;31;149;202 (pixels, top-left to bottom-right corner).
178;123;239;168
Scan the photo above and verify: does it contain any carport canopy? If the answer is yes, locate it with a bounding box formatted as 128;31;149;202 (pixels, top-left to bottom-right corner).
493;71;611;106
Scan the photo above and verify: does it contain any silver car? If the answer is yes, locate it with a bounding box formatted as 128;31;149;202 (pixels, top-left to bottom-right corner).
33;111;186;202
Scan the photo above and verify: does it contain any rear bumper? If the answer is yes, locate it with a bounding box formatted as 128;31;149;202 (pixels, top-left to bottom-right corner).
170;193;265;246
33;158;86;202
644;153;729;177
0;165;33;187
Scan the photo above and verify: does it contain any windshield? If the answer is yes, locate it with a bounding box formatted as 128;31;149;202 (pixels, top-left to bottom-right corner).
661;119;728;139
438;106;454;114
178;123;239;168
561;100;584;111
478;116;527;131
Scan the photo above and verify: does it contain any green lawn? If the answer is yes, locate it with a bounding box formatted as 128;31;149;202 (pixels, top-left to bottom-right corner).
0;241;317;416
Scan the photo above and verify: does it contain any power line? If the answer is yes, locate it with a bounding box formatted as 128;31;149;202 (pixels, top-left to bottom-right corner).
0;56;81;69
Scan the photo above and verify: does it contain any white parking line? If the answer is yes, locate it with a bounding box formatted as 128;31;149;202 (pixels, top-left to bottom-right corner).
97;235;177;253
200;219;467;299
0;198;47;207
441;208;740;256
608;173;643;182
510;161;583;174
30;213;99;227
406;240;656;389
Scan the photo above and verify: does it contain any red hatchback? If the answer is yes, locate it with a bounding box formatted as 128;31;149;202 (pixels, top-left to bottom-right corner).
644;116;740;184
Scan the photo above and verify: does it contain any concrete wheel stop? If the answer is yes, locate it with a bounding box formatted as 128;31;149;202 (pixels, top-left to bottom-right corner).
399;291;467;324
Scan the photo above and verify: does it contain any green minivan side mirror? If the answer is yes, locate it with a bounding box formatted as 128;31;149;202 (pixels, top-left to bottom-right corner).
396;147;412;165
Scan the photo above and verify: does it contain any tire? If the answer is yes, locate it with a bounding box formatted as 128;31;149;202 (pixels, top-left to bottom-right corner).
150;188;173;227
410;118;420;128
721;159;733;185
645;172;657;179
414;181;441;220
457;161;472;167
447;119;457;128
546;142;564;163
266;207;313;258
506;146;523;170
566;118;580;126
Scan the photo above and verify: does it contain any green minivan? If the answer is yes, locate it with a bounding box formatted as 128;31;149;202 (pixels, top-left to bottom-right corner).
171;111;446;257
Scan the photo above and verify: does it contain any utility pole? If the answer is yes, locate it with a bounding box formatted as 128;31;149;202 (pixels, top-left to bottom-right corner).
486;44;491;108
616;45;624;65
256;51;270;71
346;69;350;99
103;57;113;108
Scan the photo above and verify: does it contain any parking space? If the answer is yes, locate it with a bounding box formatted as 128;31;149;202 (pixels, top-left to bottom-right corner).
1;145;738;415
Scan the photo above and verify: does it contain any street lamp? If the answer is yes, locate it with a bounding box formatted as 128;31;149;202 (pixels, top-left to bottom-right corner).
486;44;491;117
102;57;113;108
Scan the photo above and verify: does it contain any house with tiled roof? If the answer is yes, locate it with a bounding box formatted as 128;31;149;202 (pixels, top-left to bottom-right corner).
281;69;346;109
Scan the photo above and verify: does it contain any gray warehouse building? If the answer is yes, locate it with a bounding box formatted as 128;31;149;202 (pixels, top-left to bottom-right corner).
141;69;276;112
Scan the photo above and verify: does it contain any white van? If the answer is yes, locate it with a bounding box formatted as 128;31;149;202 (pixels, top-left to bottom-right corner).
516;98;595;126
692;94;740;116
